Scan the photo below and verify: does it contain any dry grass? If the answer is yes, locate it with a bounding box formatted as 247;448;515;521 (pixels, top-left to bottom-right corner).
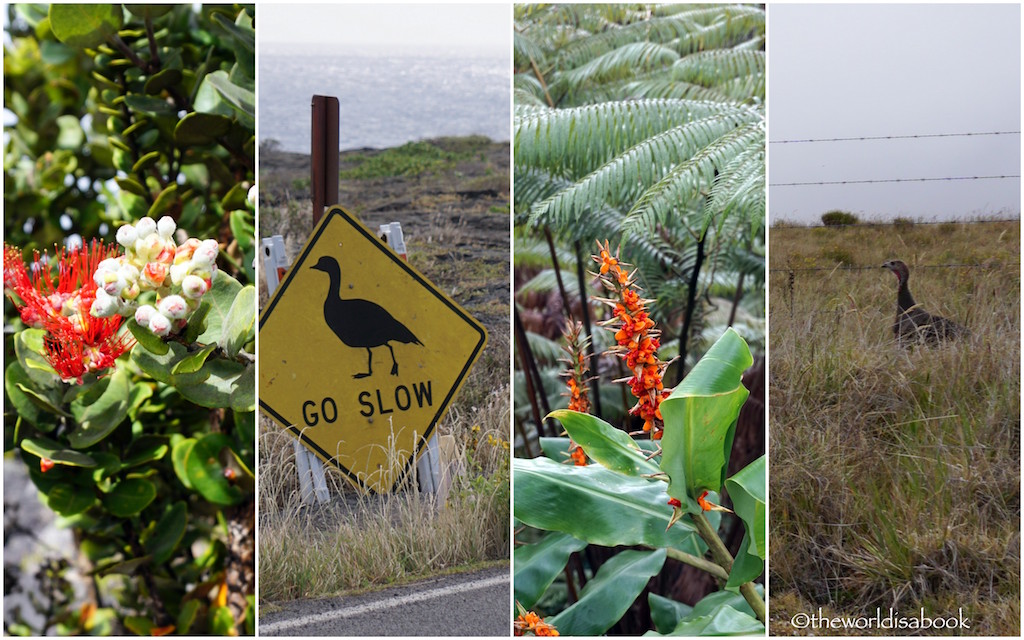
768;219;1020;635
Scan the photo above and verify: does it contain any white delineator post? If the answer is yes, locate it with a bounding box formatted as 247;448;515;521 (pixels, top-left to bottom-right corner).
262;236;330;505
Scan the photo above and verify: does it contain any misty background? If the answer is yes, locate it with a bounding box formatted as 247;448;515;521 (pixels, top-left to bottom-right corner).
769;4;1020;223
258;3;511;152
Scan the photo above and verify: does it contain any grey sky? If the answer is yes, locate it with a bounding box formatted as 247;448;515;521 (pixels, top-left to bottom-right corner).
769;4;1020;223
259;3;510;56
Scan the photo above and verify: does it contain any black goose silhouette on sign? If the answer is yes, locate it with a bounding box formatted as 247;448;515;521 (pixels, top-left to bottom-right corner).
311;255;423;378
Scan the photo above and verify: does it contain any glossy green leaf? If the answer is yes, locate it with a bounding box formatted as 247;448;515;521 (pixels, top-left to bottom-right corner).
513;457;704;553
171;343;217;375
49;4;122;48
209;605;236;635
123;435;169;468
514;531;587;609
21;437;96;467
102;477;156;517
127;318;170;355
176;359;254;412
14;382;70;417
548;409;660;476
143;68;182;95
131;150;161;173
725;454;766;560
647;605;765;636
171;437;196;490
6;361;58;430
14;328;59;388
115;176;148;197
46;484;96;516
660;328;751;508
68;369;130;448
176;600;201;635
199;70;254;127
147;183;178;217
174;112;232;146
184;301;212;344
125;5;173;19
142;501;187;564
123;616;152;635
725;530;763;588
184;433;243;505
549;549;666;636
649;593;694;634
124;94;174;116
220;285;255;357
197;270;242;344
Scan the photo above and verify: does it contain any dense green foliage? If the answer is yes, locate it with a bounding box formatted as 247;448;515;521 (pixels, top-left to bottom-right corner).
4;4;255;635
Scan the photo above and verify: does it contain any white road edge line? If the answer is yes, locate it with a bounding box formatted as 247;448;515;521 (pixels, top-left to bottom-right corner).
260;574;509;635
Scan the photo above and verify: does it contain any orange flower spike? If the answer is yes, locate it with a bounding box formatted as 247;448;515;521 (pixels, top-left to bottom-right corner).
535;621;560;636
697;490;734;513
570;446;587;466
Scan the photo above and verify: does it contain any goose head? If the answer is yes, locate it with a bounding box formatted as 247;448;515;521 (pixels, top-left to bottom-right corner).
310;256;340;274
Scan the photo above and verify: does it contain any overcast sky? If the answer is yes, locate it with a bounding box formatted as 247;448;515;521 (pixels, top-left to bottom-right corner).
769;4;1020;223
259;3;510;56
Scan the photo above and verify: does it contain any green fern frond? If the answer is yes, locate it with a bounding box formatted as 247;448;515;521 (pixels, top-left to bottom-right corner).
673;50;765;88
553;41;680;94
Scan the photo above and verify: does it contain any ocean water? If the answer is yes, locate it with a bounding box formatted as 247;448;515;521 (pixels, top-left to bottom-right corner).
259;45;510;152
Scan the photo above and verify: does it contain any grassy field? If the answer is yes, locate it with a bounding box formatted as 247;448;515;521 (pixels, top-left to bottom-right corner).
768;219;1020;635
257;137;510;603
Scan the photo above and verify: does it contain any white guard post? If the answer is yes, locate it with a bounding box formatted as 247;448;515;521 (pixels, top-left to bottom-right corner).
261;236;330;505
378;223;442;496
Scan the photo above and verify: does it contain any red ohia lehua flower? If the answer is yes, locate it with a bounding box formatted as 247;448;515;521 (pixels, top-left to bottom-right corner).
4;241;132;383
593;240;671;440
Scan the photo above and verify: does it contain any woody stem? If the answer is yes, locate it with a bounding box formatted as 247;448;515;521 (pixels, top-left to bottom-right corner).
692;512;766;624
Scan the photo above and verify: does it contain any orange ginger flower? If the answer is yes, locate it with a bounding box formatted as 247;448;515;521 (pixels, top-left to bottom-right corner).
560;319;592;465
592;240;671;439
515;606;559;636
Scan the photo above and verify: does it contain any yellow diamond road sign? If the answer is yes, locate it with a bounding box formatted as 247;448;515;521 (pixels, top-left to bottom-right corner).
259;206;487;492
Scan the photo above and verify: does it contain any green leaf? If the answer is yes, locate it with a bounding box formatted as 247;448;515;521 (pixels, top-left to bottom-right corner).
6;361;58;430
68;369;130;448
131;150;161;173
115;177;148;197
49;4;123;48
125;5;173;19
14;382;70;417
514;531;587;609
142;501;187;564
176;600;201;635
176;359;254;412
174;112;232;147
55;114;84;149
171;343;217;375
46;484;96;516
649;594;694;634
102;477;156;517
14;328;59;388
123;435;169;468
549;549;666;636
548;409;660;476
725;530;763;588
127;318;169;355
147;183;178;217
123;616;152;636
123;94;174;116
513;457;704;552
220;285;255;357
209;605;236;635
171;437;196;490
198;70;254;128
659;328;751;508
725;454;766;559
184;301;212;344
197;270;242;344
143;68;183;95
184;433;243;505
21;438;97;468
647;605;765;636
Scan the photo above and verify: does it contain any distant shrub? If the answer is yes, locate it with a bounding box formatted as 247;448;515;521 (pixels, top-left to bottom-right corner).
892;217;915;231
938;222;959;236
821;210;859;226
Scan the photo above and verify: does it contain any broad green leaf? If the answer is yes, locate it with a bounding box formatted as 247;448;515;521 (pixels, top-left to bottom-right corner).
220;285;255;357
171;437;196;490
209;605;236;635
21;438;96;467
174;112;232;146
123;435;169;468
131;150;161;173
125;5;173;19
46;484;96;516
115;177;147;197
514;531;587;609
683;584;762;621
6;361;58;430
513;457;703;553
549;549;666;636
127;318;170;355
68;369;130;448
14;382;70;417
177;600;201;635
176;359;254;412
55;114;84;149
659;328;751;508
123;617;152;635
14;328;59;388
132;342;196;384
725;454;766;560
646;605;765;636
147;183;178;217
102;478;156;517
184;301;212;344
124;94;174;116
649;593;694;634
171;343;217;375
142;501;187;564
49;4;122;48
539;436;572;461
199;70;255;128
548;409;660;476
197;271;243;344
725;530;762;588
143;68;183;95
184;433;243;505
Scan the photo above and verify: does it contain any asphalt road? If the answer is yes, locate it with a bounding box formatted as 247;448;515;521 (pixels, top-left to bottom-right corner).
259;565;510;636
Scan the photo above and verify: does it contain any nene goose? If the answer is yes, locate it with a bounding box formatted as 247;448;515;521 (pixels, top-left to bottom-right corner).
881;259;966;345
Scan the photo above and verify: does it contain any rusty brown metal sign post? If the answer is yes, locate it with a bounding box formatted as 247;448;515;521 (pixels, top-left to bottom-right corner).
311;95;339;225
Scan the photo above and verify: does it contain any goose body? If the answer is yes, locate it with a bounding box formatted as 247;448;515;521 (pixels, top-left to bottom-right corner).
311;255;422;378
881;259;966;345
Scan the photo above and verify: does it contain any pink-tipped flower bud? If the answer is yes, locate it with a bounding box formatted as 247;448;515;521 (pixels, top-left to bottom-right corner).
157;216;176;238
148;312;171;337
121;281;140;302
96;269;126;297
140;262;168;289
169;262;190;286
181;274;209;300
90;289;120;318
135;217;157;238
192;239;219;268
157;295;188;320
174;238;202;264
135;304;157;326
116;224;138;248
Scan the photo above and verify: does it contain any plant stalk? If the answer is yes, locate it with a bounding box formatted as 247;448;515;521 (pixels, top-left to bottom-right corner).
663;546;728;582
574;240;602;417
692;512;766;624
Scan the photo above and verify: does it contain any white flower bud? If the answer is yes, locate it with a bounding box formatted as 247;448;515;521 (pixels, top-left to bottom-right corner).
169;262;191;286
157;216;176;238
181;274;209;299
192;239;219;267
148;312;172;337
135;217;157;238
90;289;120;318
135;304;157;326
247;185;257;207
157;295;188;320
116;224;138;248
